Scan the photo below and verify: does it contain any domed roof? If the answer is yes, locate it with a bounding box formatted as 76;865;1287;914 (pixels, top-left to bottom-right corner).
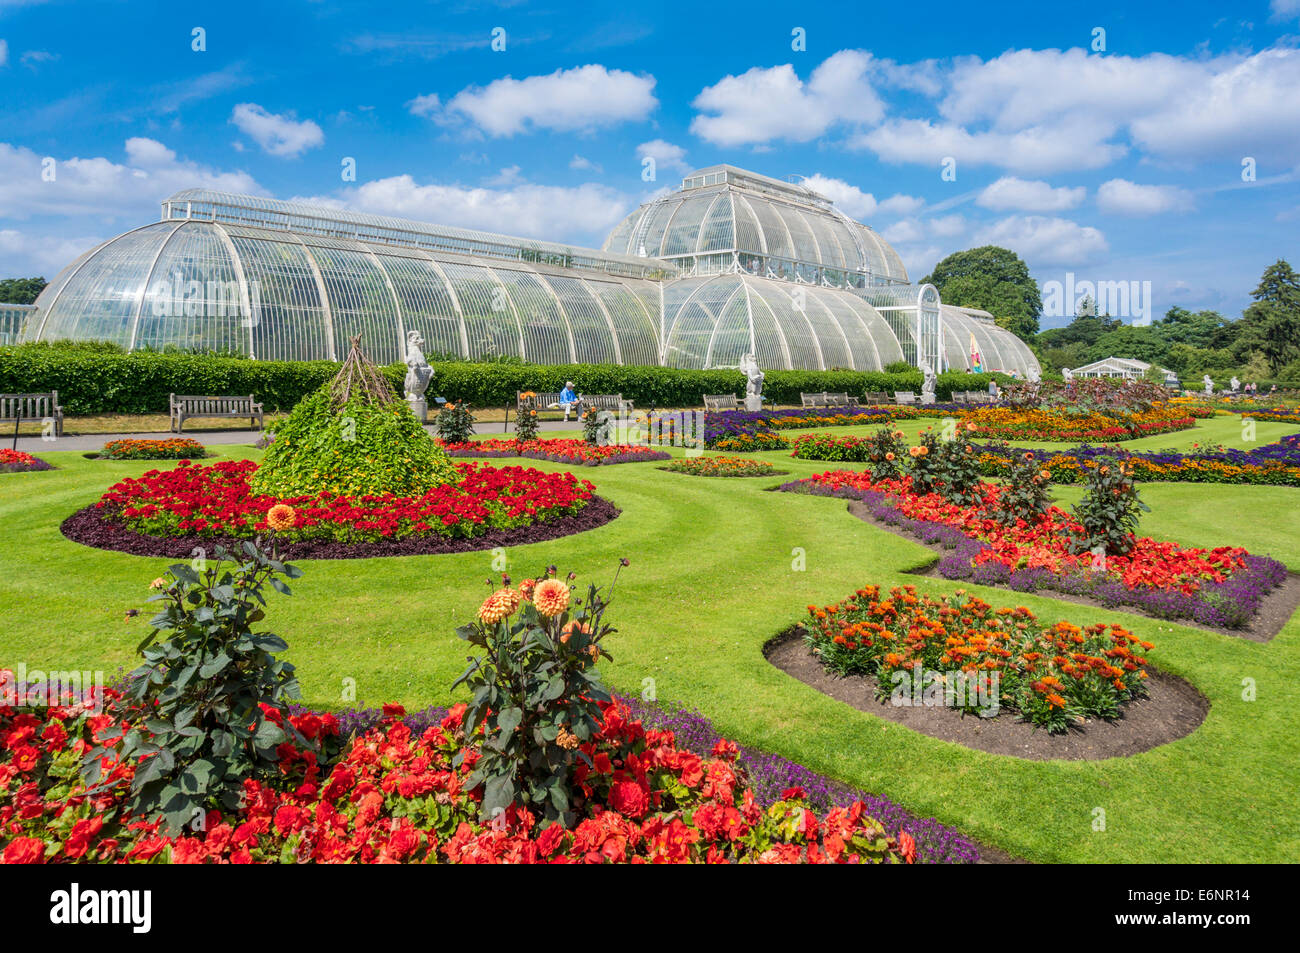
603;165;909;284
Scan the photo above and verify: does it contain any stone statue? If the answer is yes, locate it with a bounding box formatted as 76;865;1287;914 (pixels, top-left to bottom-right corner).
919;361;936;404
739;352;765;412
1027;364;1041;384
1230;375;1240;392
404;330;434;422
1062;367;1073;380
1203;374;1214;397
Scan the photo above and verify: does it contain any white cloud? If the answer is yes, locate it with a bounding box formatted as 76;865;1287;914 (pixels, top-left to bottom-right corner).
0;139;263;220
295;176;632;243
976;176;1086;212
1096;178;1195;215
636;139;689;175
230;103;324;158
1271;0;1300;20
928;214;968;238
857;118;1126;174
0;40;8;67
20;49;57;67
801;173;923;220
974;215;1108;267
691;50;885;147
405;93;441;118
441;64;657;136
569;154;601;172
0;228;107;277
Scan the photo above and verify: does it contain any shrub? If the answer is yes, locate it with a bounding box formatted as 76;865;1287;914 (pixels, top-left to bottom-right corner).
513;394;540;441
994;447;1055;526
454;565;622;824
1069;458;1150;557
905;432;945;496
82;542;309;834
434;400;477;443
925;426;985;506
581;406;609;445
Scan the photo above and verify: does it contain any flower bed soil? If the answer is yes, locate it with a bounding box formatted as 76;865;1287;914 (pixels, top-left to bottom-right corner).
765;628;1208;761
61;496;620;560
840;498;1300;643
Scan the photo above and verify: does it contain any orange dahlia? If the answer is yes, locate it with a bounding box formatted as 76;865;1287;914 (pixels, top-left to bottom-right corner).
478;587;522;624
266;504;297;531
533;578;571;618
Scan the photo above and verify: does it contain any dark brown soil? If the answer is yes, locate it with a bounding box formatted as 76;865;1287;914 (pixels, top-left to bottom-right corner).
60;497;620;560
845;499;1300;643
765;628;1209;761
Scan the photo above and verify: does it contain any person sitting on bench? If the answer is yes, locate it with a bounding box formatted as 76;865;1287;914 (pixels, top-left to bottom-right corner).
558;381;581;421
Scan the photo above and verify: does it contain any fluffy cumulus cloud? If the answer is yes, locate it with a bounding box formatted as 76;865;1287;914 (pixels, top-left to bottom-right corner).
0;40;8;67
838;46;1300;174
636;139;689;176
439;65;657;136
1096;179;1195;216
0;227;106;277
0;139;263;220
230;103;324;158
405;93;441;118
976;176;1086;212
296;175;631;243
973;215;1108;267
1271;0;1300;20
690;50;885;147
801;173;923;220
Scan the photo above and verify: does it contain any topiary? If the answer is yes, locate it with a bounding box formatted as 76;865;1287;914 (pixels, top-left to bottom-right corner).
249;336;458;499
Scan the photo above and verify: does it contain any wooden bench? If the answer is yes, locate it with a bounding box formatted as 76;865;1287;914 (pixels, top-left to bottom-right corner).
893;391;917;405
863;391;890;405
822;392;860;409
517;391;632;422
1;391;64;436
170;393;264;433
800;392;828;408
703;394;741;412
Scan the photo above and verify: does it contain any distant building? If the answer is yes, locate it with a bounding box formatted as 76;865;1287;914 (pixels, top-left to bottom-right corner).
1070;356;1178;384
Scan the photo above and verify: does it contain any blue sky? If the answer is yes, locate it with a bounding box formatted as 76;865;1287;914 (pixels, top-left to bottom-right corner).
2;0;1298;328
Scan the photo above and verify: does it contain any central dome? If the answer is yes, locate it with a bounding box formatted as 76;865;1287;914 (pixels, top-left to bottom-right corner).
602;165;909;286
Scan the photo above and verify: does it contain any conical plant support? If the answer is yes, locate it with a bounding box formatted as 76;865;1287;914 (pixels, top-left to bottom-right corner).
329;334;395;408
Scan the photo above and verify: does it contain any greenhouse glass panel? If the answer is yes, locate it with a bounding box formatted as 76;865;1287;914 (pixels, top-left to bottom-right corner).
639;200;683;258
696;193;735;252
731;196;766;254
305;242;403;363
544;275;617;364
743;286;789;368
587;280;661;367
374;252;465;360
756;280;821;369
661;195;713;257
811;288;879;370
743;198;794;260
490;267;573;364
438;261;523;360
225;231;330;362
796;290;851;369
134;222;246;356
705;287;752;367
774;206;821;265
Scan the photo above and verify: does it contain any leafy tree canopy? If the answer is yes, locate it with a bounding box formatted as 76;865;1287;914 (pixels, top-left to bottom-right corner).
922;245;1041;341
0;277;47;305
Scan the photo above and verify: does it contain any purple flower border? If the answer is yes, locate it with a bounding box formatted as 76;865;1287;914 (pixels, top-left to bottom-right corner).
779;478;1287;630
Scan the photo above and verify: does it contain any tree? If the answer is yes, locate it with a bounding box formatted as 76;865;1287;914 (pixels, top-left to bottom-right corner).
1084;325;1170;365
1234;260;1300;375
1156;306;1230;349
922;246;1041;341
0;277;47;304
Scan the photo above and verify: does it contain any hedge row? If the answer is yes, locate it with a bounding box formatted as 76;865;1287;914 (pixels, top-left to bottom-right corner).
0;344;1011;415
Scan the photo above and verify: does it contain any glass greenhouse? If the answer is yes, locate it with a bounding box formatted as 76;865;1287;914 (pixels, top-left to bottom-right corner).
23;166;1040;376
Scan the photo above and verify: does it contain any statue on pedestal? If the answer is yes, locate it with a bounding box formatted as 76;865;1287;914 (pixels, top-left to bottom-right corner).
739;352;765;412
1203;374;1214;397
404;330;434;423
1230;375;1240;392
920;361;936;404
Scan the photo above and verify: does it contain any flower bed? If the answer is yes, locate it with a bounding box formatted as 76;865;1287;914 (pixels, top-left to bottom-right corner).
97;438;208;460
0;448;54;473
974;433;1300;487
92;458;596;542
959;405;1195;442
439;437;670;466
659;455;787;478
0;688;922;864
782;472;1287;629
802;584;1153;732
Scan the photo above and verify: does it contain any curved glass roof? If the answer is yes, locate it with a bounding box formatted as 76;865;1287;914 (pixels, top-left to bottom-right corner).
940;305;1039;378
661;273;905;371
603;165;909;285
30;219;663;365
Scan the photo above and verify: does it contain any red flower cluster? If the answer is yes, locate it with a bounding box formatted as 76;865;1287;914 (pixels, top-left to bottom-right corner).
99;438;207;460
808;470;1246;593
95;459;595;541
1;690;914;865
439;437;669;466
0;448;47;473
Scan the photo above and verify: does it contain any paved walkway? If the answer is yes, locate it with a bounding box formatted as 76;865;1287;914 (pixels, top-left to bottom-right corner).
6;416;583;454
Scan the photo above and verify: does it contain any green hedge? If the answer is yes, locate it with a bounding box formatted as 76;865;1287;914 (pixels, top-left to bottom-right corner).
0;344;1012;415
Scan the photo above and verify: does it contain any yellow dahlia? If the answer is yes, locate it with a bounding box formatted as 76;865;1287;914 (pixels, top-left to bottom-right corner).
533;578;571;618
478;587;522;624
266;504;297;531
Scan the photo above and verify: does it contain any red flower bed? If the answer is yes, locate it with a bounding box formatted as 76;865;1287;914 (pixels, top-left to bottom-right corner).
94;459;595;542
440;437;670;466
807;470;1246;594
0;449;53;473
0;690;914;865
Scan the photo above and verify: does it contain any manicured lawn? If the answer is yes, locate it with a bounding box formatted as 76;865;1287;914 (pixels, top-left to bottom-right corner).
3;418;1299;863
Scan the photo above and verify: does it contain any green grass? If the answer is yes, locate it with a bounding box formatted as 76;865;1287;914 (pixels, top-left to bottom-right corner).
3;419;1299;863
